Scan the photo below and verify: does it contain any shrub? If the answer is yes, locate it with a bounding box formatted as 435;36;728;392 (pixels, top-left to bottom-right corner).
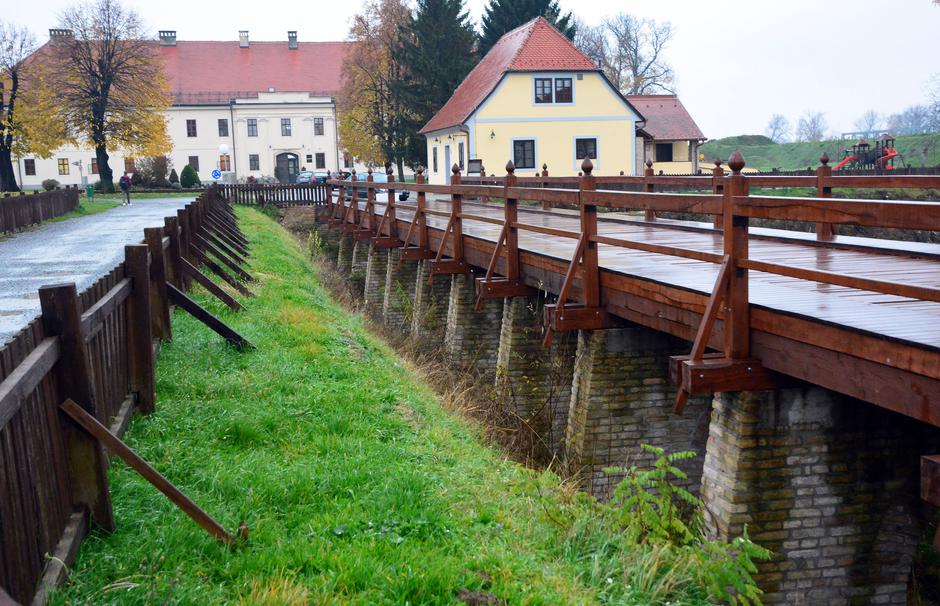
135;155;172;187
131;171;143;186
180;164;201;188
607;445;771;605
168;168;179;184
41;179;60;191
93;180;106;192
170;182;182;190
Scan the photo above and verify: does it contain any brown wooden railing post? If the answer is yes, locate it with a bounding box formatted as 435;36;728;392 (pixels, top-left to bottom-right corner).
386;165;397;240
540;163;550;210
39;283;115;532
364;166;376;234
815;153;835;240
348;168;359;227
164;216;185;290
723;151;750;359
580;158;600;308
417;167;428;250
712;158;725;230
505;161;520;281
144;227;172;341
125;244;156;415
451;164;465;262
643;159;656;221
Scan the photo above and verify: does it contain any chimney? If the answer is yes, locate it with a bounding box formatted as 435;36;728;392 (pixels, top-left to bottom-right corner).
159;30;177;46
288;31;298;50
238;30;249;48
49;28;73;44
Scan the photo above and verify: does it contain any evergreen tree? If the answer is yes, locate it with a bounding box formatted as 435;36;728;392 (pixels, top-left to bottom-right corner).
393;0;477;167
479;0;575;56
179;164;200;188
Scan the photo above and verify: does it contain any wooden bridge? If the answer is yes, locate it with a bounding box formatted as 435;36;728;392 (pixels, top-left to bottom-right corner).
316;155;940;603
323;155;940;424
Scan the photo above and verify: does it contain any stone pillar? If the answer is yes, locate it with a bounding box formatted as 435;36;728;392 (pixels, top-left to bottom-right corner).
412;259;451;342
336;234;353;275
443;272;503;377
383;249;418;333
702;387;940;604
312;223;340;261
348;240;369;297
362;247;388;315
495;296;576;455
563;326;711;500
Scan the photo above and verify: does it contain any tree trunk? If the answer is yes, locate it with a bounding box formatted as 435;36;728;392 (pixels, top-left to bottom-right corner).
0;150;20;192
96;145;114;193
396;158;405;182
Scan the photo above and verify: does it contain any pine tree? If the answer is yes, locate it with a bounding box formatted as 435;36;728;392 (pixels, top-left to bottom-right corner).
479;0;575;56
393;0;477;167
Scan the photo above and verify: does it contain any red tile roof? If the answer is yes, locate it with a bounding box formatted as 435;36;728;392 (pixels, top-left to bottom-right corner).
628;95;705;141
159;41;351;104
420;17;598;134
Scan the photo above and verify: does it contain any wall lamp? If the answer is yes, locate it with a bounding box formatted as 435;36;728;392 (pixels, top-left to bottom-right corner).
489;130;496;139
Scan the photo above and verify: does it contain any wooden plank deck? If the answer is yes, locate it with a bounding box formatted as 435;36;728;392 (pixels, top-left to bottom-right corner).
339;191;940;424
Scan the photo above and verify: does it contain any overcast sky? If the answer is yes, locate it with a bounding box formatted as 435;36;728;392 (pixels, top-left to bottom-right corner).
9;0;940;139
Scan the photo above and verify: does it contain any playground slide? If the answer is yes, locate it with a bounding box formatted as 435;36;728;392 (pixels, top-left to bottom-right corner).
834;155;856;170
876;148;899;169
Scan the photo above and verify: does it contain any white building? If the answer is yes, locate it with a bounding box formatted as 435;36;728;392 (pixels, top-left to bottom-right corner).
16;30;353;189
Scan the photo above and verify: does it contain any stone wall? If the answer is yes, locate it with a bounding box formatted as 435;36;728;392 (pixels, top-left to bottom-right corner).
702;387;940;605
349;240;369;297
335;234;353;275
495;296;576;456
443;272;503;377
563;327;711;500
383;250;418;333
363;247;388;315
412;259;451;342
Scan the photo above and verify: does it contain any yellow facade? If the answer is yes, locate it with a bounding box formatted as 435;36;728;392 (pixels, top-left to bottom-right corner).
425;72;638;184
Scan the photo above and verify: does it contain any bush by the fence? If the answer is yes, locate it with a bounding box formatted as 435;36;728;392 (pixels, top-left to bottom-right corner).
41;179;60;191
180;164;201;188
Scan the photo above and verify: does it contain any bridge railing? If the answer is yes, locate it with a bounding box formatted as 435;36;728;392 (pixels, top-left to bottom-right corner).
323;153;940;416
218;182;327;207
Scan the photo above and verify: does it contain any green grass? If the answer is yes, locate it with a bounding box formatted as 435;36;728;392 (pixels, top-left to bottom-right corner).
50;208;720;605
46;199;121;223
701;132;940;171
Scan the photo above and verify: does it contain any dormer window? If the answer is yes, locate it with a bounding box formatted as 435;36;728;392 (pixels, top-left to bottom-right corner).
534;76;573;104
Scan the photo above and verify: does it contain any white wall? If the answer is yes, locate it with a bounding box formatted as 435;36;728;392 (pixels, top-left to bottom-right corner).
14;91;346;189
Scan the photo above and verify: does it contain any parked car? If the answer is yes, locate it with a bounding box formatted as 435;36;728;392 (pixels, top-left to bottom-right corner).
313;171;330;184
343;171;410;201
295;171;315;184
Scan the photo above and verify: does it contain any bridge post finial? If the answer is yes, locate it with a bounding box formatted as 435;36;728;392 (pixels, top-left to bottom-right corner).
581;157;594;176
505;160;515;175
820;153;830;167
728;150;746;175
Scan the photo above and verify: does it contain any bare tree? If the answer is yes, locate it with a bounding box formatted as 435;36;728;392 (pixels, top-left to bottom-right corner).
575;13;675;95
854;110;882;133
796;111;828;142
0;22;36;191
51;0;170;192
886;105;932;135
765;114;789;143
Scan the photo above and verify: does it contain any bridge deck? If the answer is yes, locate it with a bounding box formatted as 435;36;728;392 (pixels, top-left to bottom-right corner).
337;191;940;424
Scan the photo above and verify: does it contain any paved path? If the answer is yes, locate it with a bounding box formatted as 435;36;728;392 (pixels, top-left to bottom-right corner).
0;198;193;345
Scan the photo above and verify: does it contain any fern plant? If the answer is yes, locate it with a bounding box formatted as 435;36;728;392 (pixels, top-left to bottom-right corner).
607;444;772;606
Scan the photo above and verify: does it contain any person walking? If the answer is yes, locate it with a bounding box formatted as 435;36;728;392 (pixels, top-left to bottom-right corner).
119;172;132;205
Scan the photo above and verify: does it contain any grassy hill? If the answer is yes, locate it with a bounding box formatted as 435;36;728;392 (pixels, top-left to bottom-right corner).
701;133;940;172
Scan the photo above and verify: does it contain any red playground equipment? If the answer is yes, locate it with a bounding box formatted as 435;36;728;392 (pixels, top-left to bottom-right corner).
834;135;906;170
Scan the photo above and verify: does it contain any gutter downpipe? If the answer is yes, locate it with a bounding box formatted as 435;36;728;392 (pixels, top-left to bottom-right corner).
229;98;238;177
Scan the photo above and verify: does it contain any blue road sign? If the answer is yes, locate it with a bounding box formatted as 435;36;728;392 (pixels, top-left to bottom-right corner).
211;169;222;180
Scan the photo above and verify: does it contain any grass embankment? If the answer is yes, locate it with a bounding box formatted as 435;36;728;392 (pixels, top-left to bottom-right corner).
52;207;715;605
48;199;121;223
85;192;197;200
701;133;940;171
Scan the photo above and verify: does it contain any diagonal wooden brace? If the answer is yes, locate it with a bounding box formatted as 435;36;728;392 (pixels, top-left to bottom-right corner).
167;284;254;349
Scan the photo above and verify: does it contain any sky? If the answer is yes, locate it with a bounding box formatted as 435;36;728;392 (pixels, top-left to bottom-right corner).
8;0;940;139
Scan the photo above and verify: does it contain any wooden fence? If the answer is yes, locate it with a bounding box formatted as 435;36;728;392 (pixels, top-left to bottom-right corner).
1;188;80;234
0;185;251;605
219;182;327;207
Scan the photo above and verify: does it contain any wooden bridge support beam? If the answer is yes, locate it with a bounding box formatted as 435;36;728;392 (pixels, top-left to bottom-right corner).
443;272;503;378
563;327;711;500
383;249;418;333
702;387;940;604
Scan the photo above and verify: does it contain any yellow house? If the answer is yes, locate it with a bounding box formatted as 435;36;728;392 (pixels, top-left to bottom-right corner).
629;95;707;175
419;17;643;184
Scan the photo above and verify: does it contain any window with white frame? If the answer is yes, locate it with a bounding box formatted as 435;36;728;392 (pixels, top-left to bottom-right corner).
458;141;465;170
281;118;292;136
575;138;597;162
513;140;535;169
315;153;326;169
24;159;36;175
314;117;324;136
432;147;438;173
57;158;69;175
534;76;573;104
186;119;197;137
247;119;258;137
249;154;259;171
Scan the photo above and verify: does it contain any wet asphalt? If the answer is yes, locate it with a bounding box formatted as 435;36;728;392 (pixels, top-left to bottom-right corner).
0;197;193;346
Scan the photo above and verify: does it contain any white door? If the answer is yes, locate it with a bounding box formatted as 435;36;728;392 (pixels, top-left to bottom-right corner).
444;145;451;185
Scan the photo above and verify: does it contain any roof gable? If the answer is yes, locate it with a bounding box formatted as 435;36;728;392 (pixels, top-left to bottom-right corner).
628;95;705;141
420;17;597;134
